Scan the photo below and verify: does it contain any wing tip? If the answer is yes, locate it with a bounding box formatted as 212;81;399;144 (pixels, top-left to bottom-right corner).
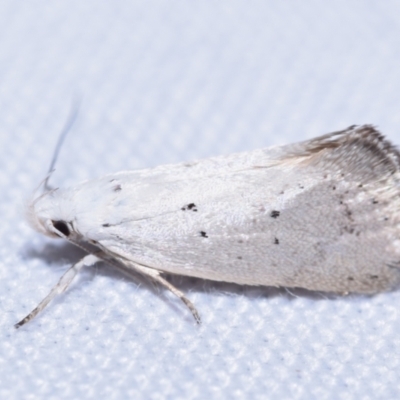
302;124;400;176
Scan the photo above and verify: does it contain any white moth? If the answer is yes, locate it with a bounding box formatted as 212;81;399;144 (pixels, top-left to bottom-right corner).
17;125;400;327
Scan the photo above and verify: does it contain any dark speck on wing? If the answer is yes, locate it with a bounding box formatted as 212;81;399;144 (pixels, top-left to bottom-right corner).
270;210;280;218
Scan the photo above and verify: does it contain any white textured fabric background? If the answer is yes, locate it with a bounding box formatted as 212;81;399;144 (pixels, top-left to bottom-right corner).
1;2;400;399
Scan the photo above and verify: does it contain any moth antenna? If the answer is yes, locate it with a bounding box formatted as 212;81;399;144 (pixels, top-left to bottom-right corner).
43;96;81;192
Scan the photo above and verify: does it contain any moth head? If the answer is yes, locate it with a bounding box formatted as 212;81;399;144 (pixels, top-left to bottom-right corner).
26;188;77;239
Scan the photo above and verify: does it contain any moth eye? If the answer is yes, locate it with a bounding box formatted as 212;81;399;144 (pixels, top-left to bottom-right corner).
52;220;71;237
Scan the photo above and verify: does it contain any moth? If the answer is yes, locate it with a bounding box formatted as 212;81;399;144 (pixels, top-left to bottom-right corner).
17;125;400;327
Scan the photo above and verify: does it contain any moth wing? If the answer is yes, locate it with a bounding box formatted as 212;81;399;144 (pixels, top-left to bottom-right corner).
89;125;400;293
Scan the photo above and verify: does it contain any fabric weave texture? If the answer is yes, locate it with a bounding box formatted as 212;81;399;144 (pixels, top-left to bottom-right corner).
1;2;400;399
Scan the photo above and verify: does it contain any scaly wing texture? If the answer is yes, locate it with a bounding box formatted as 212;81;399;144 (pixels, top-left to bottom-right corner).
76;126;400;293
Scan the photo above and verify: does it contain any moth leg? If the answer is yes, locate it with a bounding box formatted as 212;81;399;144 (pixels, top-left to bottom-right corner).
150;272;201;324
121;261;201;324
15;254;100;328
